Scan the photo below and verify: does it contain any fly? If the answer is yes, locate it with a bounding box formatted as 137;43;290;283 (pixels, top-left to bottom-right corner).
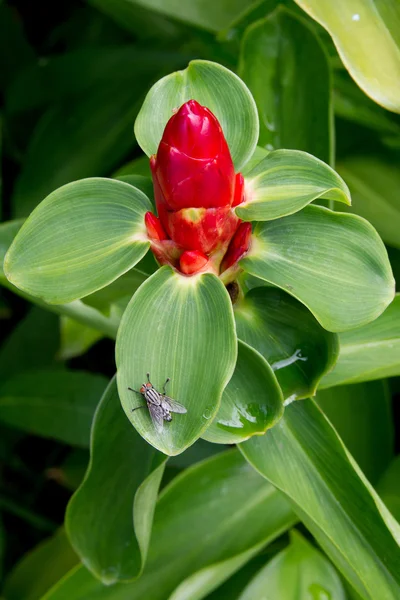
128;373;187;433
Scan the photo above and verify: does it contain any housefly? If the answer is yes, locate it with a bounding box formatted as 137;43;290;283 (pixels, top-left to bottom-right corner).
128;373;187;432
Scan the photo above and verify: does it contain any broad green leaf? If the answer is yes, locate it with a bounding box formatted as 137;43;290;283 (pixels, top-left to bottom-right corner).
66;378;166;584
1;220;121;339
241;400;400;599
59;317;103;360
294;0;400;113
116;267;237;455
234;286;339;400
205;552;279;600
0;307;59;381
134;60;259;171
239;7;333;164
241;146;269;176
317;381;394;484
337;156;400;249
237;149;350;222
377;457;400;523
238;530;346;600
0;219;23;283
334;71;400;144
43;450;296;600
241;205;395;332
320;295;400;388
5;178;151;304
3;528;78;600
0;370;107;447
102;0;259;32
202;340;283;444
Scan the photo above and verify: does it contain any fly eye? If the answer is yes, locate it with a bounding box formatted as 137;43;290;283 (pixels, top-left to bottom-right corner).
140;386;145;393
146;382;152;388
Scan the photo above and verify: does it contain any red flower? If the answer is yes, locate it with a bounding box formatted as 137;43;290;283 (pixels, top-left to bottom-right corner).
146;100;251;275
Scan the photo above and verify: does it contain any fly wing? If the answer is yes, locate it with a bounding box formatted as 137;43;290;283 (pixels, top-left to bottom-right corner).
148;403;164;433
161;396;187;414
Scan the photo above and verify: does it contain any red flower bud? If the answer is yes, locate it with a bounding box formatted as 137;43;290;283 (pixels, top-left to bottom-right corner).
144;211;167;242
179;250;208;275
150;100;240;255
221;222;252;272
232;173;245;207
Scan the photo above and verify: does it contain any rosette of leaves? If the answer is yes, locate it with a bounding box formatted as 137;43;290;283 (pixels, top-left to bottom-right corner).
4;60;394;456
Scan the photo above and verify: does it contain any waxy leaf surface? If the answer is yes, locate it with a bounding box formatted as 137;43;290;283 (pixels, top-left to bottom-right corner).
338;156;400;250
135;60;259;171
116;267;237;455
43;451;296;600
241;205;395;332
317;381;394;484
241;400;400;600
238;530;346;600
66;379;166;583
294;0;400;113
5;178;151;304
237;149;350;222
234;286;338;399
320;295;400;388
239;7;333;163
202;340;283;444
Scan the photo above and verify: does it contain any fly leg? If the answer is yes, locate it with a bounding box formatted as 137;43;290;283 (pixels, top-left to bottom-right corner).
162;377;171;396
128;387;142;395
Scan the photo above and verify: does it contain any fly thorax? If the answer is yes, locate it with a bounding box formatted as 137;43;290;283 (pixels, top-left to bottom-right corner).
145;388;161;405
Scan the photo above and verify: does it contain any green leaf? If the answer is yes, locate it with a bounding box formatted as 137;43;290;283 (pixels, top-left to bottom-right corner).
241;399;400;599
239;7;333;164
0;219;23;284
320;295;400;388
43;450;296;600
0;370;107;447
5;178;151;304
59;317;103;360
317;381;394;484
337;156;400;250
294;0;400;113
236;149;350;222
377;457;400;523
1;219;122;339
202;340;283;444
66;378;166;584
134;59;259;171
3;528;78;600
241;205;395;332
234;286;339;400
101;0;259;33
238;530;346;600
116;266;237;455
334;71;400;144
0;307;59;381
